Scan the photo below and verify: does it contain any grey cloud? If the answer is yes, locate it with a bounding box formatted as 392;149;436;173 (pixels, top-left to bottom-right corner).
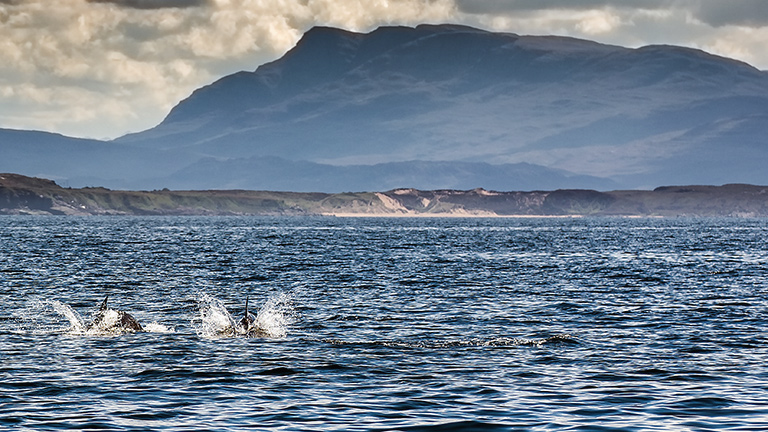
456;0;673;14
88;0;208;9
692;0;768;27
456;0;768;28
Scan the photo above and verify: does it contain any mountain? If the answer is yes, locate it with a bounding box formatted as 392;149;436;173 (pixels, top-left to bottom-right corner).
160;156;615;191
0;128;196;188
0;126;610;191
117;24;768;189
3;24;768;191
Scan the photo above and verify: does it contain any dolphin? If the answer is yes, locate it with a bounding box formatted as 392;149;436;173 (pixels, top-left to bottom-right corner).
237;296;255;332
87;296;143;333
235;296;266;337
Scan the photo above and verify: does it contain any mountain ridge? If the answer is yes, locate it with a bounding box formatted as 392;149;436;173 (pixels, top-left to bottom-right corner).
2;24;767;191
117;23;768;174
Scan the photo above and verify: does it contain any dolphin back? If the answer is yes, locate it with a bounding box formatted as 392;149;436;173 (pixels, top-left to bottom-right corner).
116;311;143;332
88;296;109;330
88;296;142;333
237;295;256;332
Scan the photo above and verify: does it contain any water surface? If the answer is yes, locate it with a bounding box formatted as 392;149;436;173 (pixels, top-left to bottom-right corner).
2;216;767;430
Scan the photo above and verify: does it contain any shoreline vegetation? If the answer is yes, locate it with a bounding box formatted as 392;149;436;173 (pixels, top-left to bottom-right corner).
2;173;768;217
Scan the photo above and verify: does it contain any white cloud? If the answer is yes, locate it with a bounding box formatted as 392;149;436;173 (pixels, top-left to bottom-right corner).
694;26;768;69
455;2;768;70
574;9;622;34
0;0;455;138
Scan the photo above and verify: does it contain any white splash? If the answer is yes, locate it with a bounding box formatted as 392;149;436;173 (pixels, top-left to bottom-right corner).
142;322;175;333
11;299;85;335
50;300;87;334
255;292;293;338
16;299;169;336
194;292;293;339
83;309;120;336
194;293;238;338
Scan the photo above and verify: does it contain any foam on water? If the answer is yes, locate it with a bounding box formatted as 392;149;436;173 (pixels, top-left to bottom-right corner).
142;322;175;333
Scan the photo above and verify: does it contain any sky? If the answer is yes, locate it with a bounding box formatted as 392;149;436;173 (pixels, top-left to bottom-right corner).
1;0;767;139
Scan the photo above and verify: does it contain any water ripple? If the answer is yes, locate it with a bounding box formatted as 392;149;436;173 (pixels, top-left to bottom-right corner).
2;216;768;430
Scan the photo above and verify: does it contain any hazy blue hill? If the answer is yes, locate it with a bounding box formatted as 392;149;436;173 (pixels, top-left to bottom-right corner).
4;24;768;191
114;24;768;190
0;128;194;188
158;156;615;192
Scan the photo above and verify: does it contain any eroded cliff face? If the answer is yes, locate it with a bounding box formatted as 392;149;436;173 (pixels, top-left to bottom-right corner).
0;189;56;214
0;174;58;214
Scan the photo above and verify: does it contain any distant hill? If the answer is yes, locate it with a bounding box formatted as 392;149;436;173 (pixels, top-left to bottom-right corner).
0;128;196;189
3;173;768;217
2;24;768;191
160;156;615;191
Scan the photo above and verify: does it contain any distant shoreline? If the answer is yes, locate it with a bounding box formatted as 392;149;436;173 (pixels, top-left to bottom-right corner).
322;212;584;218
2;173;768;218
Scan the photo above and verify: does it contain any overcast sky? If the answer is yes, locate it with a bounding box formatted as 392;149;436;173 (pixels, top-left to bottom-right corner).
2;0;767;139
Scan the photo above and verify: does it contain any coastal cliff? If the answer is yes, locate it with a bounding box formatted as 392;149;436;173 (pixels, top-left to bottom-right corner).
3;174;768;217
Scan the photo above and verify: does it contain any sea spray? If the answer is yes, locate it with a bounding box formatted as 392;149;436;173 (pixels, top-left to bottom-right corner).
10;299;86;335
255;291;293;338
194;291;294;338
15;299;171;336
193;293;238;338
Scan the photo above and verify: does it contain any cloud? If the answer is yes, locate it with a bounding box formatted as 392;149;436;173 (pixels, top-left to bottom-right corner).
0;0;455;138
454;1;768;68
456;0;768;29
456;0;673;14
690;0;768;27
1;0;767;140
88;0;208;9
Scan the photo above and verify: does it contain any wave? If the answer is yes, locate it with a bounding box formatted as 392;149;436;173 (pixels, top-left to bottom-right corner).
319;334;575;349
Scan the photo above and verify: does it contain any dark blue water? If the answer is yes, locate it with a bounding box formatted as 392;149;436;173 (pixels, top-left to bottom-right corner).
2;216;768;431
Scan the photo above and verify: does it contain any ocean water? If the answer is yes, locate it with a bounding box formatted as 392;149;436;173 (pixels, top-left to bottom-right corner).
2;216;768;431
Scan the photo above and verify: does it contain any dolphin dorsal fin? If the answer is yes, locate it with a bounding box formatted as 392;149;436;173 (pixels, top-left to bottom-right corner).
100;296;109;312
244;295;249;320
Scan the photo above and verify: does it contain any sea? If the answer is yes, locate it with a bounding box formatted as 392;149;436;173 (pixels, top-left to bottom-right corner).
2;216;767;431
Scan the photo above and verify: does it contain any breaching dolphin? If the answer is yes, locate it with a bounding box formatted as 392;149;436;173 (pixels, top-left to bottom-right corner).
235;296;266;337
87;296;143;333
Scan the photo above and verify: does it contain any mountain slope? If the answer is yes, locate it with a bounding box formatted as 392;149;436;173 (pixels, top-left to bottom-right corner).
159;156;615;192
0;128;195;188
4;24;767;191
116;24;768;189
